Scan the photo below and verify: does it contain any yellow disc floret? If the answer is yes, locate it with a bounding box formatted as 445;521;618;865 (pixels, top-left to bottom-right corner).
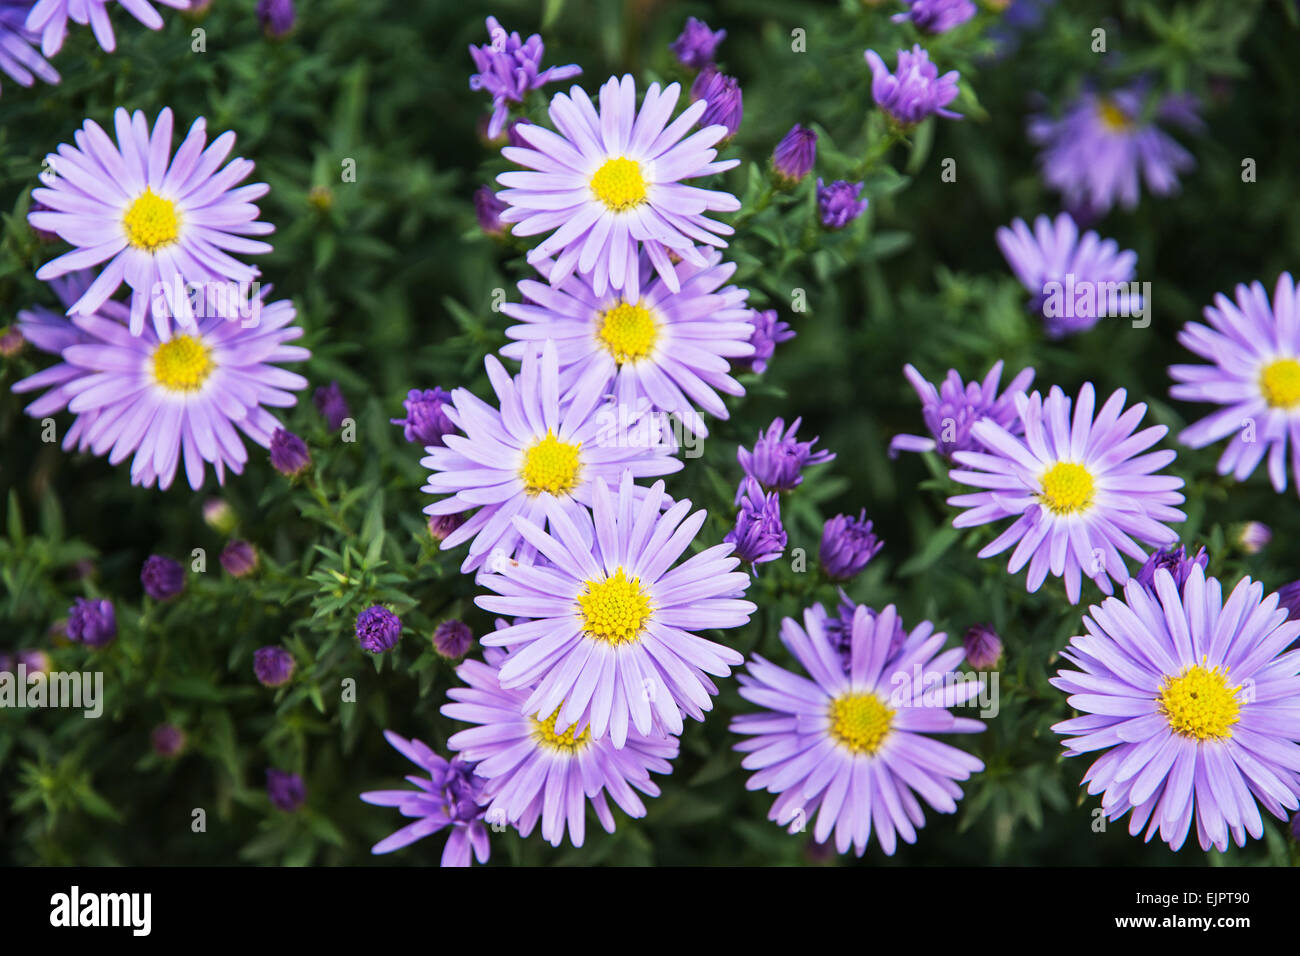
1157;660;1241;741
123;188;181;251
577;568;652;645
532;708;592;753
597;301;658;364
590;157;648;211
828;692;894;755
520;429;582;497
1259;358;1300;409
1097;98;1134;133
1038;462;1095;515
152;335;214;392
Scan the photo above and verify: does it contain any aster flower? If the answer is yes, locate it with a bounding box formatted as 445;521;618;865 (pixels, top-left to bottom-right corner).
1135;546;1208;593
141;554;184;600
771;124;816;185
1237;522;1271;555
739;308;794;375
220;539;257;576
25;0;190;55
732;603;985;856
669;16;725;70
468;16;582;141
357;606;401;654
433;619;474;659
269;428;310;476
996;213;1139;338
1029;86;1200;217
864;45;961;126
476;472;754;746
66;597;116;646
890;360;1035;461
738;416;834;493
360;732;490;865
496;74;741;300
819;511;883;581
253;645;294;686
266;768;305;811
30;107;272;337
813;597;908;672
1;1;59;92
948;383;1186;603
12;293;309;490
392;387;456;447
725;477;787;565
1171;273;1300;497
443;646;678;847
690;66;743;141
962;624;1002;670
892;0;977;33
500;250;754;438
1052;566;1300;852
815;179;867;229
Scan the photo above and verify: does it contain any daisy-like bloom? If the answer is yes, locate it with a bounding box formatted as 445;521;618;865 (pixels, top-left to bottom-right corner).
737;416;833;492
468;16;581;141
996;213;1139;338
11;291;309;490
500;250;754;438
1;0;59;93
892;0;976;33
26;0;190;56
30;106;273;337
739;308;794;375
496;73;741;300
864;45;961;127
477;472;754;746
1029;86;1200;217
1051;566;1300;852
731;604;985;856
948;383;1186;604
444;646;678;847
421;341;682;573
360;732;490;866
819;510;883;581
891;360;1035;461
1171;273;1300;497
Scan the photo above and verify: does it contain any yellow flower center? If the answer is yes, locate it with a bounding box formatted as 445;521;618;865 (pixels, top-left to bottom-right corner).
577;567;652;645
123;188;181;251
828;692;894;755
1259;358;1300;409
152;335;214;392
597;301;658;364
1157;661;1241;741
1038;462;1095;515
532;708;592;753
1097;98;1133;132
590;157;648;211
520;429;582;497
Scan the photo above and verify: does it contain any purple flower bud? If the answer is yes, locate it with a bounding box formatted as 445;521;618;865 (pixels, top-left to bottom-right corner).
725;477;787;565
141;555;185;601
819;511;883;581
816;178;868;229
1237;522;1271;555
256;0;294;37
1291;811;1300;842
202;497;236;533
474;186;509;237
0;325;23;357
738;417;834;492
772;124;817;184
254;646;296;687
469;17;582;141
392;388;457;446
152;724;186;758
66;598;116;648
818;598;906;672
313;381;350;431
220;540;259;577
18;650;51;675
691;66;743;140
963;624;1003;670
892;0;977;34
428;512;466;542
505;119;534;149
670;16;726;70
266;768;306;811
739;309;795;375
357;606;401;654
1135;546;1208;593
270;428;311;476
433;619;474;659
864;45;961;126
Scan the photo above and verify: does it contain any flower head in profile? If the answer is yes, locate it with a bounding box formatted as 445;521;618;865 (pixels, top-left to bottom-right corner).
725;477;786;566
815;179;867;229
948;383;1186;603
497;74;740;299
819;511;883;581
891;360;1035;461
892;0;977;33
1052;566;1300;852
1171;273;1300;497
421;341;682;573
443;646;678;847
360;732;490;866
67;596;116;647
391;387;456;447
732;603;985;856
25;0;190;56
476;472;754;746
669;16;725;70
468;15;581;140
864;45;961;126
739;308;794;375
500;250;754;438
738;416;833;492
1;2;59;92
31;107;272;336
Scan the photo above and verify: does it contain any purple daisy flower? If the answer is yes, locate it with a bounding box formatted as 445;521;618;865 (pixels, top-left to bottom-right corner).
30;107;273;337
996;213;1140;338
443;646;678;847
25;0;190;56
725;477;787;566
1029;86;1200;217
357;605;401;654
360;732;490;865
948;383;1187;603
892;0;977;33
771;124;816;185
1052;566;1300;852
690;66;743;141
819;510;883;581
739;308;794;375
496;74;741;300
476;472;754;746
1;1;59;92
500;250;754;439
815;178;867;229
11;293;309;490
891;360;1036;461
669;16;725;70
737;416;834;493
1135;545;1208;593
1171;273;1300;496
391;387;456;447
731;603;985;856
864;45;961;126
468;16;581;141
